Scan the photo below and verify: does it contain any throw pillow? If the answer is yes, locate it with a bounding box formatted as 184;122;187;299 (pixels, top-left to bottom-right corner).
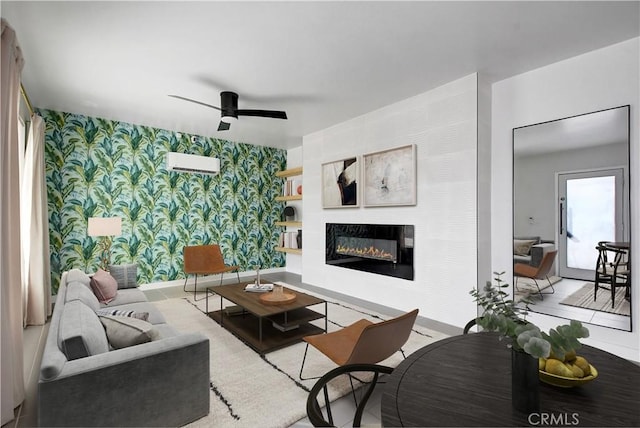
90;269;118;304
96;308;149;321
514;239;537;256
109;263;138;289
99;315;158;349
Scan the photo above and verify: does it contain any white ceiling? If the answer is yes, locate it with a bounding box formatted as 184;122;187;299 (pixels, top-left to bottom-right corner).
3;1;639;150
514;106;630;157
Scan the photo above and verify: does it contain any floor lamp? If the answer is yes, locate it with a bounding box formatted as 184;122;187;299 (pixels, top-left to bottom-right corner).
88;217;122;271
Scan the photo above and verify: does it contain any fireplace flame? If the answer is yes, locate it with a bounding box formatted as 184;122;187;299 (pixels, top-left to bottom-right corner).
336;244;396;262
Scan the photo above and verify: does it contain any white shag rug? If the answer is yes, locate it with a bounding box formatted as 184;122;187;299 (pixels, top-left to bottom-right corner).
153;283;448;427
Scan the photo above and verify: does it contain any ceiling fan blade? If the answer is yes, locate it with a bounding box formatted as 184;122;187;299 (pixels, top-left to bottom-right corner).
168;95;221;111
236;109;288;120
217;121;231;131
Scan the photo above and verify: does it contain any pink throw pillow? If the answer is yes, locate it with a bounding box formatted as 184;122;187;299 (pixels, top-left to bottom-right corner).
90;269;118;304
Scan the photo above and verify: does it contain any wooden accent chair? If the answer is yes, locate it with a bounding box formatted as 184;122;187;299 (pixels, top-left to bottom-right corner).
183;244;240;300
299;309;418;381
514;250;558;300
594;242;630;308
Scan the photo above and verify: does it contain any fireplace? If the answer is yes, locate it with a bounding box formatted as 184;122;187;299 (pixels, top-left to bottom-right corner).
326;223;414;280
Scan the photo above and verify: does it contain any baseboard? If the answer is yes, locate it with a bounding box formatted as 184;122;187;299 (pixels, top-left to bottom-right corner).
139;267;286;291
296;280;462;337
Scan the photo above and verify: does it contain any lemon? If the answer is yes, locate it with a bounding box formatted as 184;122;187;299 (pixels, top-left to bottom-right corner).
539;358;546;371
573;356;591;376
545;358;574;377
566;362;584;378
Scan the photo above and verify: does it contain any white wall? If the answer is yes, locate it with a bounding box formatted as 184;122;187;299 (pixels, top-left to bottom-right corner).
301;74;479;328
514;142;628;240
492;38;639;361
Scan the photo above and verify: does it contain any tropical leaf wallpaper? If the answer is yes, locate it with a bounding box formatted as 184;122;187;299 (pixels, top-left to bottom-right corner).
41;109;287;293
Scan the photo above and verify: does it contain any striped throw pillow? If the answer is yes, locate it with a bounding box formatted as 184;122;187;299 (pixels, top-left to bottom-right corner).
96;308;149;321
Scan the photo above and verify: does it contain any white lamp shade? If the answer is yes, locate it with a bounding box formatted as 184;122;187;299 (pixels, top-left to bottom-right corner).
88;217;122;237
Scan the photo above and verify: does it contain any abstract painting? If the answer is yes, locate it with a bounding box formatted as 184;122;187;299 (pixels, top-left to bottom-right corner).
363;145;416;207
322;157;359;208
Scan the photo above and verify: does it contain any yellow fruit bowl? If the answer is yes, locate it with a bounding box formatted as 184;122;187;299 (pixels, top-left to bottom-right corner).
539;365;598;388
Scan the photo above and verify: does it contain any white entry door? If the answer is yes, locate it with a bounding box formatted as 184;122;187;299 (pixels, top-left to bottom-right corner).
557;169;625;280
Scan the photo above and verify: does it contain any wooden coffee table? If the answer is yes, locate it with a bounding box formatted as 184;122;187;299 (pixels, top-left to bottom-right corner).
206;282;327;354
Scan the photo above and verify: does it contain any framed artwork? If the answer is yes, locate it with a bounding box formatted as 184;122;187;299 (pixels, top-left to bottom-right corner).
321;157;359;208
363;144;416;207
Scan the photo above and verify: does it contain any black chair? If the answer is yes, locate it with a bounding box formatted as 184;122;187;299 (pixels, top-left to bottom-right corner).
306;363;393;427
594;242;630;308
463;318;480;334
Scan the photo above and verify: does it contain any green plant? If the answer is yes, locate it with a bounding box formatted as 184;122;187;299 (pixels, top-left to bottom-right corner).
470;272;589;360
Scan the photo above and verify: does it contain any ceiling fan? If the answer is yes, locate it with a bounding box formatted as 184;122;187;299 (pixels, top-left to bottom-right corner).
168;91;287;131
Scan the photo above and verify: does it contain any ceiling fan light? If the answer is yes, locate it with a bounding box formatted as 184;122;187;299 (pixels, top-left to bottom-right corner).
221;115;238;124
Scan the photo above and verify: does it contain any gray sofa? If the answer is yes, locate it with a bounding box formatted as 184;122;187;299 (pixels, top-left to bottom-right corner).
513;236;555;267
38;269;210;427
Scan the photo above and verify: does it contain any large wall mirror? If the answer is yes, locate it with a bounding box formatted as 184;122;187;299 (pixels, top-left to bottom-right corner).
513;105;631;331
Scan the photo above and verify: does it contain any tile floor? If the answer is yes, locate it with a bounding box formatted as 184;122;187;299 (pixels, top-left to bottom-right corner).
518;277;630;331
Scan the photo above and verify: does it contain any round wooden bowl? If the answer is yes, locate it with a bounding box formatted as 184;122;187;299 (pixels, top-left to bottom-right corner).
259;291;297;305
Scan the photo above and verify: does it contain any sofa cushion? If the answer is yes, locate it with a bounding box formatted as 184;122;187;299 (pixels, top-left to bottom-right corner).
99;315;159;349
514;239;537;256
96;308;149;321
109;263;138;289
58;300;109;360
513;254;531;264
100;287;147;307
152;323;180;339
65;281;100;311
66;268;92;287
514;236;541;244
90;269;118;303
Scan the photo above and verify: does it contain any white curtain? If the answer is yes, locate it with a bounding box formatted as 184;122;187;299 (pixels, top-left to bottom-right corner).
23;114;52;326
1;18;26;425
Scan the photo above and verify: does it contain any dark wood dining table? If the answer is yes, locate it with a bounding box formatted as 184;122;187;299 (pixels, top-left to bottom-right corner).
381;332;640;427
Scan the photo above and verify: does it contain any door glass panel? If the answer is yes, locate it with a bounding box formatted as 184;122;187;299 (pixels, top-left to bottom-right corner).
565;176;616;270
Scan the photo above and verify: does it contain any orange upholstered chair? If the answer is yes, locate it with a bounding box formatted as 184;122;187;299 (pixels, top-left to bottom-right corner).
183;244;240;300
514;250;558;300
299;308;418;380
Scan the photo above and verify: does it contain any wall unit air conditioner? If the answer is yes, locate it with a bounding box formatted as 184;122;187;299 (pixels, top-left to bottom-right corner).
166;152;220;175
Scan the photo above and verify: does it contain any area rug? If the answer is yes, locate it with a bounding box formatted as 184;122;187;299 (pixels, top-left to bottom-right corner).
514;276;562;302
153;284;448;427
560;283;630;316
